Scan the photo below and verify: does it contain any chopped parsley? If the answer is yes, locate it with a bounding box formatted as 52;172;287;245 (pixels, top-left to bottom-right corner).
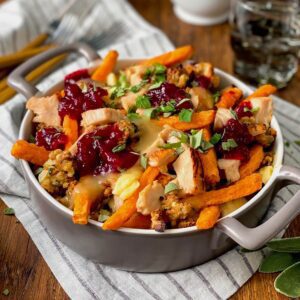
244;106;260;113
144;63;166;90
160;100;176;113
127;112;140;121
136;95;152;109
28;134;35;144
213;91;221;104
172;131;188;144
210;133;222;145
112;143;126;153
160;142;182;149
221;139;238;151
98;209;111;222
189;129;203;149
140;154;148;169
110;86;127;99
164;182;178;194
4;207;15;215
130;79;148;93
229;108;238;120
179;109;193;122
143;107;158;119
118;72;129;88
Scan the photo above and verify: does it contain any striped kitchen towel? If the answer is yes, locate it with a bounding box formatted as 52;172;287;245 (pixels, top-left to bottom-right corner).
0;0;299;299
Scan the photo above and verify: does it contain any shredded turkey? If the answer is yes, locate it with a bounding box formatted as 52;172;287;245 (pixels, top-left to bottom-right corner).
26;94;61;127
249;97;273;127
218;159;241;183
81;108;125;127
214;108;233;130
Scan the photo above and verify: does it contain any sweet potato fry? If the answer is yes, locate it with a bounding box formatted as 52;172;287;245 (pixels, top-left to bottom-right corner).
216;87;243;109
63;115;78;150
185;173;262;210
198;128;220;184
244;84;277;102
196;206;220;230
91;50;118;82
123;213;151;229
240;145;264;178
142;45;193;67
72;176;106;224
152;110;215;131
102;166;160;230
11;140;49;166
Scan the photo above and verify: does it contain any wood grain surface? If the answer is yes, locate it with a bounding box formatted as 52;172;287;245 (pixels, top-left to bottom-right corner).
1;0;300;299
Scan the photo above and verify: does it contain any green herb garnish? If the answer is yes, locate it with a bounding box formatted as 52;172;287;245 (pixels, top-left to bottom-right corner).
140;154;148;169
189;129;203;149
130;79;148;93
213;91;221;104
118;72;129;88
160;142;182;149
127;113;140;121
110;86;127;100
229;108;238;120
143;108;158;119
164;182;178;194
28;134;35;144
210;133;222;145
179;109;193;122
4;207;15;215
244;106;260;113
221;139;238;151
112;144;126;153
34;167;43;176
136;95;152;109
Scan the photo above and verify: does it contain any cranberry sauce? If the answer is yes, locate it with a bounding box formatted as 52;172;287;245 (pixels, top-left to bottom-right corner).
146;82;193;110
187;72;211;90
235;101;253;119
36;127;67;150
64;69;90;83
58;82;107;120
76;124;138;176
217;119;254;162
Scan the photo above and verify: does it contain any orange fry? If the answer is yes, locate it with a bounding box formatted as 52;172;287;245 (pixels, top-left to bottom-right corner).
186;173;262;210
11;140;49;166
216;87;243;109
123;213;151;229
196;206;220;230
199;128;220;184
142;45;193;67
152;110;215;131
240;145;264;178
91;50;118;82
244;84;277;102
102;167;160;230
63;115;78;150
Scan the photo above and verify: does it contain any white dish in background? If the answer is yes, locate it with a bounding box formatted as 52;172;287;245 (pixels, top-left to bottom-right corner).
171;0;231;26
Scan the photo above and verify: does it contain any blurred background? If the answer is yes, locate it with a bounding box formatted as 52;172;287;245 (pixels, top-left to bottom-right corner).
0;0;299;106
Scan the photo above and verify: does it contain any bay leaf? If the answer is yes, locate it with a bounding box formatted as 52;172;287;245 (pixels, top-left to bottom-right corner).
267;237;300;253
274;262;300;298
259;252;296;273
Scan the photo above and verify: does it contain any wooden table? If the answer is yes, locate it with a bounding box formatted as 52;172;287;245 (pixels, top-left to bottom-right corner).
1;0;300;299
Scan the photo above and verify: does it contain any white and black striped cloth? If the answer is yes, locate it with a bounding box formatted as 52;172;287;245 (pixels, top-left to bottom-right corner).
1;1;299;299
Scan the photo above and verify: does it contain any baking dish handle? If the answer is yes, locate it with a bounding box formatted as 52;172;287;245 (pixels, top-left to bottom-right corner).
8;43;100;99
217;165;300;250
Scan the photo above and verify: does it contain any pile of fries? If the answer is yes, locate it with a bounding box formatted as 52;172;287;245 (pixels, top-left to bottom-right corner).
11;45;277;231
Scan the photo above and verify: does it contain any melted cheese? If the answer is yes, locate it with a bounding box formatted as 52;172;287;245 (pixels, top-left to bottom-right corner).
132;116;163;153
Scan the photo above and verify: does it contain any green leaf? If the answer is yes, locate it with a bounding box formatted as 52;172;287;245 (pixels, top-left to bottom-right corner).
110;86;127;99
201;140;214;151
143;108;158;119
118;72;129;88
267;237;300;253
210;133;222;145
2;289;9;296
179;109;193;122
259;252;297;273
164;182;178;194
244;106;260;113
149;80;164;90
98;209;111;222
140;154;148;169
274;262;300;298
160;142;182;149
130;79;148;93
189;129;203;149
213;91;220;104
160;101;176;113
222;139;238;151
153;63;166;74
136;95;152;109
4;207;15;215
112;144;126;153
172;131;188;144
127;113;140;121
28;134;36;144
229;108;238;120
